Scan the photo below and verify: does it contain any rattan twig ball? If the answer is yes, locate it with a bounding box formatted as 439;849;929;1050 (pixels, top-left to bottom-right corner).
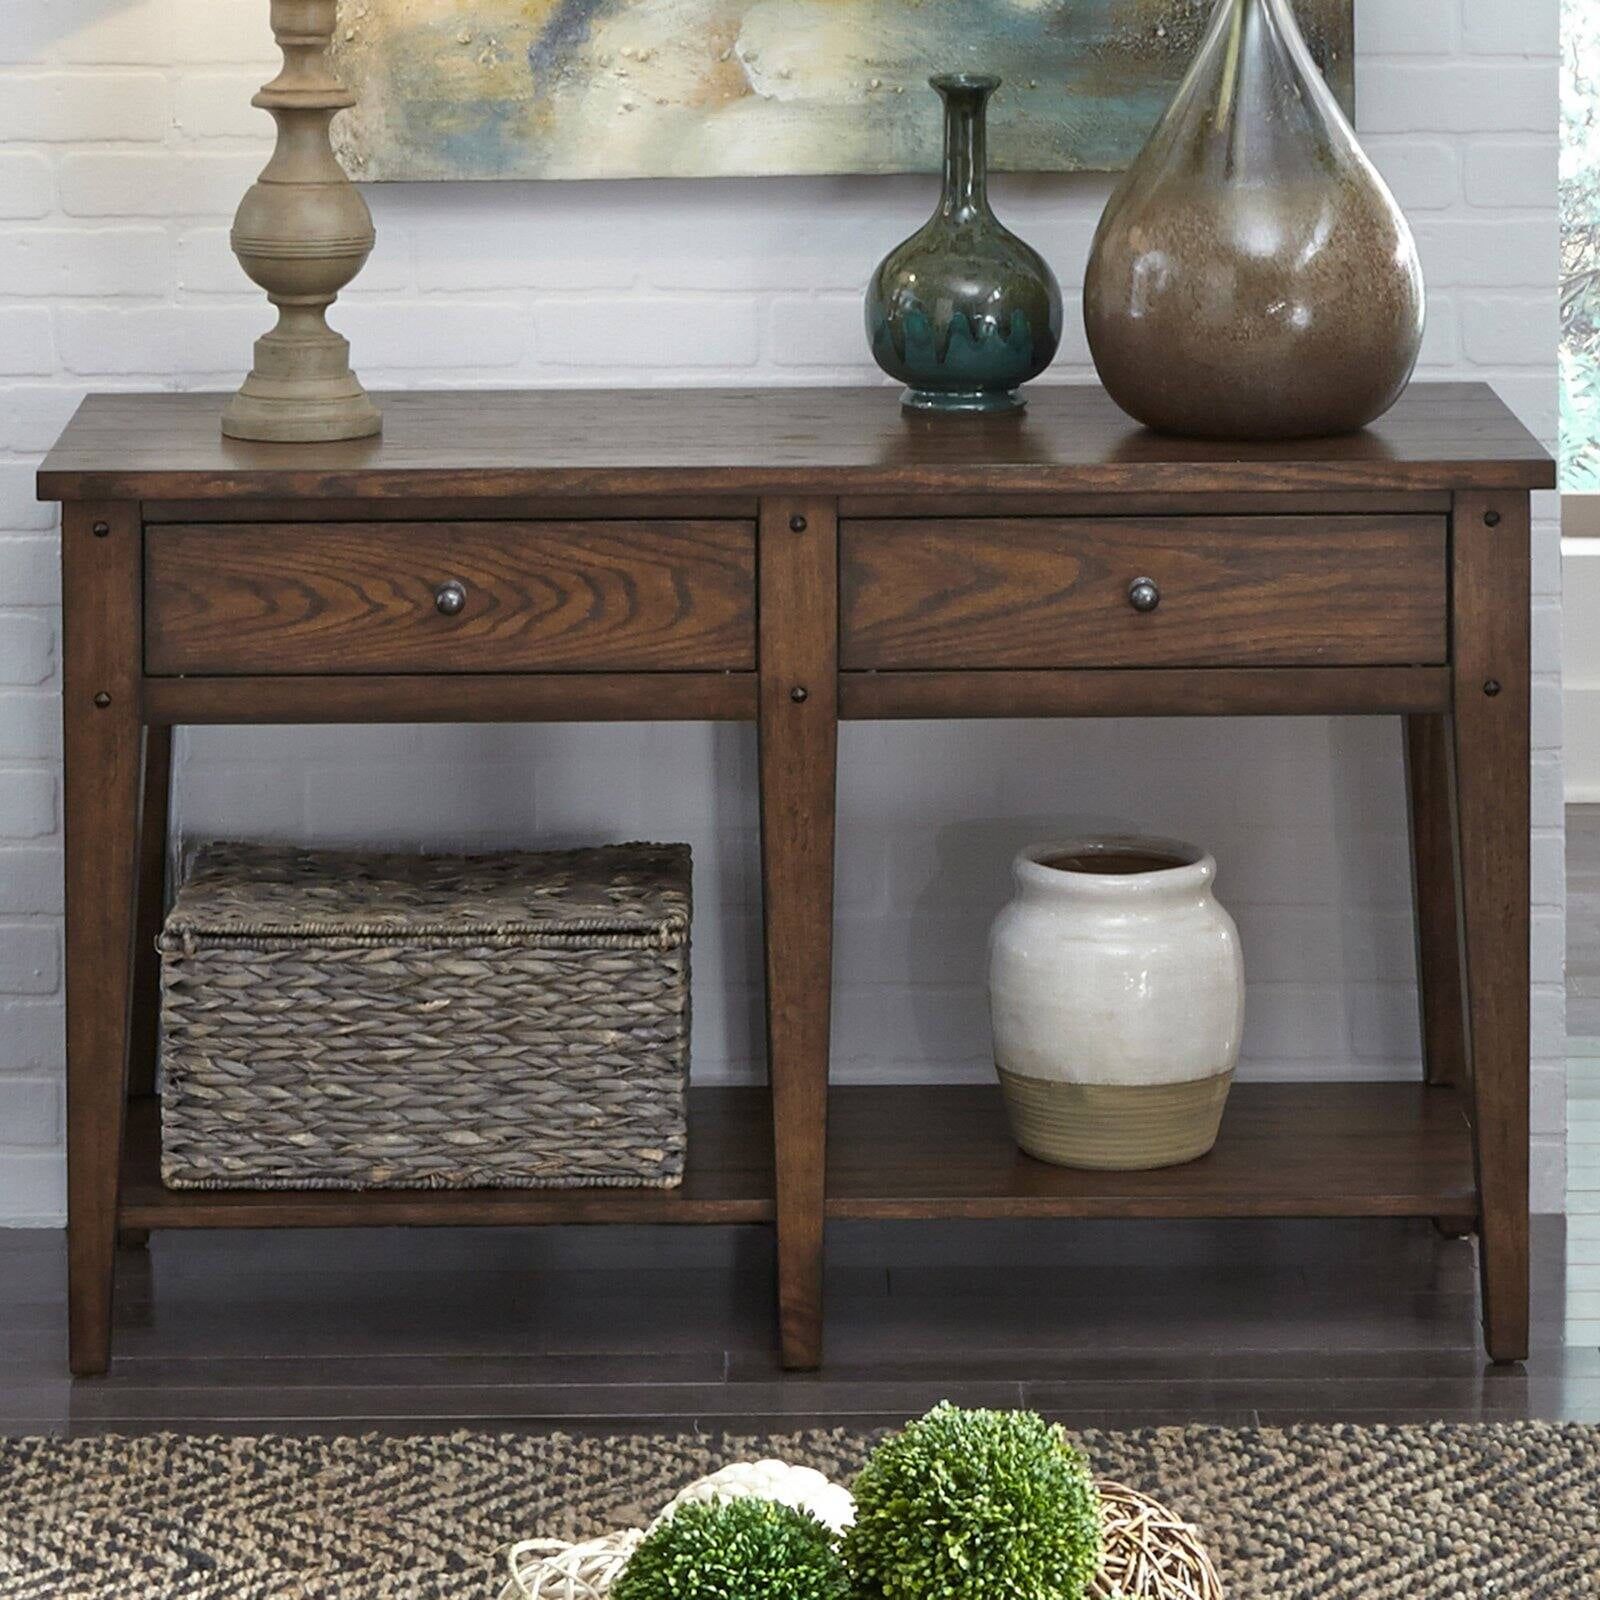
1089;1481;1224;1600
501;1530;643;1600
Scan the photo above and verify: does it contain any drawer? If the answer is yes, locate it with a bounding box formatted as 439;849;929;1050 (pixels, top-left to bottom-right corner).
145;521;756;675
840;516;1448;670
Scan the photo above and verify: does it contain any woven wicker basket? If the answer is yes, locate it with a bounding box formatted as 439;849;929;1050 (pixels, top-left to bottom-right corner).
158;841;691;1191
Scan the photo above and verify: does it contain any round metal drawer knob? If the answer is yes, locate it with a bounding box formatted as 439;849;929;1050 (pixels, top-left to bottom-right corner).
1128;576;1161;614
434;580;467;617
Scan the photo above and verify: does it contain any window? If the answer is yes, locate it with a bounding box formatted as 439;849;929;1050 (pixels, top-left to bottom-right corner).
1562;0;1600;492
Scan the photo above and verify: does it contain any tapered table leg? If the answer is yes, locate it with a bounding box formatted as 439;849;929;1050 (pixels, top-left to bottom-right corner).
1405;714;1478;1239
1451;492;1531;1364
61;502;143;1375
129;724;171;1100
1405;714;1468;1092
118;724;171;1254
758;496;837;1370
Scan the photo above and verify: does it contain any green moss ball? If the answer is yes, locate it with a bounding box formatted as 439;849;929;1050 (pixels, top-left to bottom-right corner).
844;1403;1102;1600
611;1495;851;1600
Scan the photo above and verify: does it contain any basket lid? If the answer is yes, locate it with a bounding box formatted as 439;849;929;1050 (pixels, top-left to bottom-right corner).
163;841;691;946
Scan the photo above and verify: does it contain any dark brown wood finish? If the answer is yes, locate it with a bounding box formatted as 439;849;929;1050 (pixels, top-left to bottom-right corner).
758;497;838;1370
837;491;1457;519
141;673;757;725
111;1083;1476;1232
38;384;1553;1374
40;384;1552;502
826;1084;1476;1220
1451;492;1533;1363
145;521;755;675
0;1216;1583;1437
146;668;1448;726
1406;715;1468;1092
60;502;143;1377
127;725;171;1101
142;496;762;523
841;667;1451;720
841;517;1448;670
121;1093;775;1229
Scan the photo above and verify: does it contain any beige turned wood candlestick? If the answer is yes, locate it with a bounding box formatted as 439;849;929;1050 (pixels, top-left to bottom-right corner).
223;0;380;442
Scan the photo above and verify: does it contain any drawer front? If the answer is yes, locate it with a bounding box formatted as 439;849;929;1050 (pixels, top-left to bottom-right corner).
145;521;756;675
840;516;1448;670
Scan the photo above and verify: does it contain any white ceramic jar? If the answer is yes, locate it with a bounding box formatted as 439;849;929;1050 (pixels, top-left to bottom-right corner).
987;836;1245;1170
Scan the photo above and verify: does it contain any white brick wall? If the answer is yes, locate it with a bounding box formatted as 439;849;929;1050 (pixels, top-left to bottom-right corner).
0;0;1566;1222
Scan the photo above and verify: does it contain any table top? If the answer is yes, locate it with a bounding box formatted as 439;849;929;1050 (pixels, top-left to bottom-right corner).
38;382;1555;502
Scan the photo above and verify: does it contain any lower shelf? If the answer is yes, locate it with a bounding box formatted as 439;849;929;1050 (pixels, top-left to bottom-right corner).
119;1080;1477;1230
119;1090;777;1228
826;1082;1477;1221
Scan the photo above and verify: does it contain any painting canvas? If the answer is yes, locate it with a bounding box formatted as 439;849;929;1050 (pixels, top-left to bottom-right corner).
331;0;1355;182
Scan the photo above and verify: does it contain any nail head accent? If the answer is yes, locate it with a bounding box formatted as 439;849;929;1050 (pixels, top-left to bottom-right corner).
1484;679;1502;698
1484;510;1502;528
93;691;111;708
789;515;808;533
92;522;110;538
790;686;809;703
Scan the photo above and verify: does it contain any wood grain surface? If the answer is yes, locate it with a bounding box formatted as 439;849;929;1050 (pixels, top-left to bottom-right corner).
0;1217;1583;1434
39;384;1555;502
839;666;1451;719
120;1091;775;1229
37;380;1554;1375
127;726;171;1101
1406;714;1468;1093
141;672;758;724
1451;492;1533;1363
144;520;755;675
61;502;143;1376
841;516;1448;670
825;1083;1476;1221
116;1081;1471;1230
757;497;839;1370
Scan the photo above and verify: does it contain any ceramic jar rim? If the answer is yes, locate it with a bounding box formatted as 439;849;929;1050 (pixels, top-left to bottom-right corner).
1015;835;1216;897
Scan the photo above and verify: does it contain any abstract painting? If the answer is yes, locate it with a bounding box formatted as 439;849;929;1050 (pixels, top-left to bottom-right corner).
331;0;1354;182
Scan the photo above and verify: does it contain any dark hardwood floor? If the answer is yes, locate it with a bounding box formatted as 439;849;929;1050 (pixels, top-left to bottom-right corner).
0;1214;1590;1437
2;803;1595;1437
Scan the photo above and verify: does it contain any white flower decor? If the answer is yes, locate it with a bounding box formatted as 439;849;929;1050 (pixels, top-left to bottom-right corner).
500;1459;855;1600
652;1458;857;1535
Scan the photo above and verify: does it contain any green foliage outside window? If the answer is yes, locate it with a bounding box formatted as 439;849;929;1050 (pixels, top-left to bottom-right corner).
1563;0;1600;487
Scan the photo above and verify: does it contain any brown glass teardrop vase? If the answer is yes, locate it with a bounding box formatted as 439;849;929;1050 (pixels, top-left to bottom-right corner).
1084;0;1425;441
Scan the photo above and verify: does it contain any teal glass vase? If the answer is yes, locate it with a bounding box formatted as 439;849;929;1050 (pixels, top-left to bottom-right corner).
866;74;1062;414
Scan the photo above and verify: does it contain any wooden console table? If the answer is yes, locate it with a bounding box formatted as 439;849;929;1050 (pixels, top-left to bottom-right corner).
39;384;1554;1376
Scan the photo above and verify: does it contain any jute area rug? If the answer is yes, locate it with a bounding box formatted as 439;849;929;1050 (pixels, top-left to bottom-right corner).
1;1423;1596;1599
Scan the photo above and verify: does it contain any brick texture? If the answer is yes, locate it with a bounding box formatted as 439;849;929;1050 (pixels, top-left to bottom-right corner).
0;0;1567;1219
